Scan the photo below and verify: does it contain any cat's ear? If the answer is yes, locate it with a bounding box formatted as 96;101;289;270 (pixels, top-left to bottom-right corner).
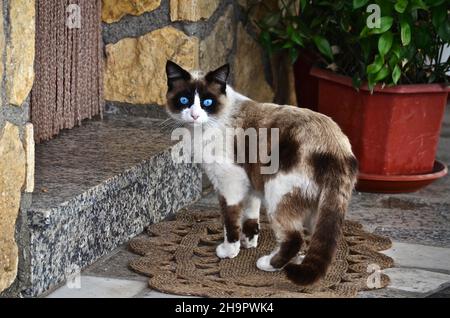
205;64;230;88
166;60;191;88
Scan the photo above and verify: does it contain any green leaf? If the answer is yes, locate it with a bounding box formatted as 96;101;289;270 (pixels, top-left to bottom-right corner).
296;21;313;38
310;16;325;29
313;35;334;61
437;21;450;42
360;26;370;38
392;65;401;84
432;5;447;29
352;75;362;89
411;8;418;21
333;2;345;10
353;0;369;9
289;48;299;63
376;0;395;15
378;31;393;56
415;26;432;48
395;0;409;13
290;32;304;46
369;16;394;34
410;0;428;10
391;43;402;59
425;0;445;7
428;72;437;84
259;31;272;53
388;55;399;69
368;73;376;92
400;20;411;45
375;66;390;82
367;55;384;74
287;24;295;38
400;44;415;61
300;0;308;11
360;38;372;62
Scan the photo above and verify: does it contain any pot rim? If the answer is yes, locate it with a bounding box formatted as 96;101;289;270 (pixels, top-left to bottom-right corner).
358;160;448;181
310;67;450;94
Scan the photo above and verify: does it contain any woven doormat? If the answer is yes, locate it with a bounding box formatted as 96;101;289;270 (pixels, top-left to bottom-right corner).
129;206;394;297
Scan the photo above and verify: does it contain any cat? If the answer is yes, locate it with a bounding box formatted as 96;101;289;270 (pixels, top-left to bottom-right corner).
165;60;358;285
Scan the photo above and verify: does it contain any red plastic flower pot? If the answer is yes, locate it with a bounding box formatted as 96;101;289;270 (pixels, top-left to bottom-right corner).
310;67;449;192
293;50;319;111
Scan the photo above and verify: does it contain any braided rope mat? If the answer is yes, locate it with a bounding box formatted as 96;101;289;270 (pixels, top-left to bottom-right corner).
129;206;394;297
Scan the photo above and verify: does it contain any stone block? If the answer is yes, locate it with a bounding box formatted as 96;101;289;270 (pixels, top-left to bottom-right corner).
6;0;35;106
170;0;220;22
102;0;161;23
104;26;198;105
0;122;26;292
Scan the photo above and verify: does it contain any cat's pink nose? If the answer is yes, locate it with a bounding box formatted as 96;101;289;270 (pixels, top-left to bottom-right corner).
191;113;200;120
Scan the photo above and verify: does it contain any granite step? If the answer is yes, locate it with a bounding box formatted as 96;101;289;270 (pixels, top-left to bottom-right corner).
22;114;202;296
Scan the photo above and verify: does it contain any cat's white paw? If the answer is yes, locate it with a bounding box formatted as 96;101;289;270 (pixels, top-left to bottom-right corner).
256;255;280;272
216;241;240;259
241;234;258;249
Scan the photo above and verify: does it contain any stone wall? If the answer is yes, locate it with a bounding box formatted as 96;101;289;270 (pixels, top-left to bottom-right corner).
102;0;296;111
0;0;35;296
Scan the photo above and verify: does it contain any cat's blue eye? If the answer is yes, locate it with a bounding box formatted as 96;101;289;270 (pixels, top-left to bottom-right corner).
203;99;213;107
179;97;189;105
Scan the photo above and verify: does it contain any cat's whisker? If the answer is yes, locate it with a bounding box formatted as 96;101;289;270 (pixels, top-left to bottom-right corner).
159;118;172;126
205;117;224;130
159;119;177;129
158;118;188;133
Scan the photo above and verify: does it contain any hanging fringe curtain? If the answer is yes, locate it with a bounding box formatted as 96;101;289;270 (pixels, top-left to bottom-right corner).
32;0;104;143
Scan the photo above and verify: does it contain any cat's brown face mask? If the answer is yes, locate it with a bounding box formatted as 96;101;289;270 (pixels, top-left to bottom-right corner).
165;60;230;125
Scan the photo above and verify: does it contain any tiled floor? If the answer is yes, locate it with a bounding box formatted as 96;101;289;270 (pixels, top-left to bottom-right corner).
45;106;450;298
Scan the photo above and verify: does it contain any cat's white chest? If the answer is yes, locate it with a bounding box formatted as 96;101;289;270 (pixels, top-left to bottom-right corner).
201;160;250;206
198;132;249;206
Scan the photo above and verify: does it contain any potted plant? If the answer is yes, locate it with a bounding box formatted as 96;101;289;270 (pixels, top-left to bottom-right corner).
252;0;449;192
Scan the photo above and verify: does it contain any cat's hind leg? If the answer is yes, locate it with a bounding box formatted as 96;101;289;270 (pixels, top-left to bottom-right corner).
256;224;303;272
257;189;306;272
241;194;261;249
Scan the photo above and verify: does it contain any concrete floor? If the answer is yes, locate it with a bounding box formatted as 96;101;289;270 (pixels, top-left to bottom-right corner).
45;106;450;298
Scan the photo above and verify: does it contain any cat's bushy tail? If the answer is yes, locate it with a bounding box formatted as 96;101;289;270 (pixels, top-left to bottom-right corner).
284;168;356;285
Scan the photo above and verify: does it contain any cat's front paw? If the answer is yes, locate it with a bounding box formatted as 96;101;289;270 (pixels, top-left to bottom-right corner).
216;241;240;259
241;234;258;249
256;255;280;272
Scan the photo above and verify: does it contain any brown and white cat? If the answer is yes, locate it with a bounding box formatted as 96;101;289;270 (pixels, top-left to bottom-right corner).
165;60;358;285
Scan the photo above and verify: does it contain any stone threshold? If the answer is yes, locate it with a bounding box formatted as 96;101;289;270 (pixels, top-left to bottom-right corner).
21;114;202;296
